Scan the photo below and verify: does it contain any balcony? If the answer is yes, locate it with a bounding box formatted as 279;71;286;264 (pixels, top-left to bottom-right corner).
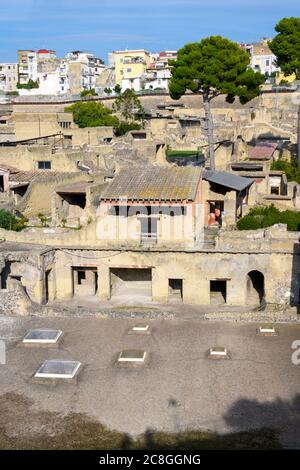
140;232;158;247
123;58;146;65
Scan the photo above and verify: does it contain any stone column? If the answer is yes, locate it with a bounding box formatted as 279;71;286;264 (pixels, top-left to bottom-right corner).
98;265;110;300
152;267;168;302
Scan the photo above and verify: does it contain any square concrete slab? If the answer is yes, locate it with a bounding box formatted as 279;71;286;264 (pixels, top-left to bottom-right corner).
34;360;81;381
128;324;151;335
116;350;148;367
118;350;147;362
23;329;62;345
257;326;278;337
207;347;230;359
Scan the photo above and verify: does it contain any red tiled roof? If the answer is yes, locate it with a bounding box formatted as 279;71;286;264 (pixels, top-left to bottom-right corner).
38;49;54;53
248;142;279;160
0;164;20;174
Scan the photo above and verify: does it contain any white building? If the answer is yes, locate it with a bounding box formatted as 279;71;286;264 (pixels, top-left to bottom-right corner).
119;50;176;92
16;49;108;96
66;51;105;91
0;63;18;92
18;49;56;85
240;40;279;77
17;51;69;96
34;64;69;95
144;67;171;91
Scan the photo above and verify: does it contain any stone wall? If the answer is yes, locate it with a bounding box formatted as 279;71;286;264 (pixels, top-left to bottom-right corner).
17;172;95;217
53;244;300;306
0;286;31;315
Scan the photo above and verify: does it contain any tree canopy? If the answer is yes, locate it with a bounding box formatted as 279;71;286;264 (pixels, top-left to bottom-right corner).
65;101;119;128
169;36;264;104
65;100;142;136
112;89;144;122
168;36;264;169
114;84;122;95
269;17;300;79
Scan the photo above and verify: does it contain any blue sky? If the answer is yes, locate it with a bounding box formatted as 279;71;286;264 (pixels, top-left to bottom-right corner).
1;0;300;63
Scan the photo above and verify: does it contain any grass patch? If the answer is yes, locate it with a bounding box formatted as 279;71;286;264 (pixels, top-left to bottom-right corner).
167;150;199;158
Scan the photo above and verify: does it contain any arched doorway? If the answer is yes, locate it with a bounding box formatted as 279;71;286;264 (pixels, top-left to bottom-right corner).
0;261;12;289
246;270;265;305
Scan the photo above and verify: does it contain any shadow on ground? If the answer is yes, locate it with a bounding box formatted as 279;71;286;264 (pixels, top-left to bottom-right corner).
0;392;286;450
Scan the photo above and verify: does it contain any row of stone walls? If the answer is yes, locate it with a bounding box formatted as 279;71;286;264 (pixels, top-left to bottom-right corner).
52;248;297;307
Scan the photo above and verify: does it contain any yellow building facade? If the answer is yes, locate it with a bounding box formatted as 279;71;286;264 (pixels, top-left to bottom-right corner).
113;50;151;85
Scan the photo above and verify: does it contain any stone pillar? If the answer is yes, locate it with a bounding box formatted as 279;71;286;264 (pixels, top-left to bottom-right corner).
98;265;110;300
56;265;73;300
33;278;44;304
223;199;236;227
152;267;168;302
226;278;246;306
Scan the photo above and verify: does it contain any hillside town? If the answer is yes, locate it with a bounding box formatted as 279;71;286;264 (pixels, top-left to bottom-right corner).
0;40;287;97
1;7;300;455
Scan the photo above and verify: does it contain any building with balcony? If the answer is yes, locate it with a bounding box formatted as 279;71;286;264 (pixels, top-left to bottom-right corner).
0;63;18;92
66;51;105;93
112;49;151;86
240;39;279;77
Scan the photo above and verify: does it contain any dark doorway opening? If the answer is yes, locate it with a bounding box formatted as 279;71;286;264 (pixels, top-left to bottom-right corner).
247;270;265;305
210;280;227;304
168;278;183;302
1;261;11;289
45;269;52;303
61;193;86;209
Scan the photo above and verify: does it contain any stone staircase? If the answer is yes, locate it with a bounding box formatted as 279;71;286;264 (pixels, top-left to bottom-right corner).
203;226;220;248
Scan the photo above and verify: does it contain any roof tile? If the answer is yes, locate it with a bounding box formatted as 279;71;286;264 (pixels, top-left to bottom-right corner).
100;166;202;202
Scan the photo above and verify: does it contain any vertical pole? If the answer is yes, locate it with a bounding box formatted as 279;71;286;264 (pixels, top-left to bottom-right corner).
298;106;300;165
203;94;215;171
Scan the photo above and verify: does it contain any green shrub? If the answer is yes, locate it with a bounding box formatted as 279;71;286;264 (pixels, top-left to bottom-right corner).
6;91;19;96
12;216;28;232
114;84;122;95
271;157;300;184
279;79;289;86
0;210;27;231
80;89;97;97
17;79;39;90
37;213;48;227
65;101;119;128
237;204;300;231
114;121;141;137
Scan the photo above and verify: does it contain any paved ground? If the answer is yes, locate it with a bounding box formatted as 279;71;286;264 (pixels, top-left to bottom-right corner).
0;314;300;447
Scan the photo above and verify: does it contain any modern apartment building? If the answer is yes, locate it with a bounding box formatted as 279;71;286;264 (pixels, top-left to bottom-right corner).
0;63;18;92
112;49;151;86
240;39;279;76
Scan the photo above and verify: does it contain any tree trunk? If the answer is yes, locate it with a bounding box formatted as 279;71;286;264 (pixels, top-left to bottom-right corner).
298;105;300;166
203;94;215;171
